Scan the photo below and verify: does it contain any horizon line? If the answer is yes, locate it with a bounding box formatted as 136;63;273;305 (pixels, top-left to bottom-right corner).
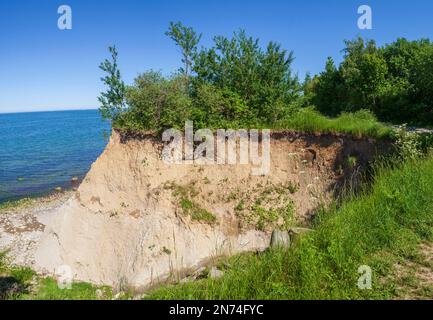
0;107;99;115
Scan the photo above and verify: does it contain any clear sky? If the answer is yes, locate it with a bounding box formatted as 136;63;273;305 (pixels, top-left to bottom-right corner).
1;0;432;113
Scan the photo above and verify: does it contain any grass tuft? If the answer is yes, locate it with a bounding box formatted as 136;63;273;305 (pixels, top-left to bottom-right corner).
276;108;393;139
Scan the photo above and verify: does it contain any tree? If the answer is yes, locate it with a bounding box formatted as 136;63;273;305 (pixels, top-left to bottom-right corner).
126;71;192;131
311;37;433;124
98;46;127;122
193;30;300;124
165;22;202;80
312;57;343;116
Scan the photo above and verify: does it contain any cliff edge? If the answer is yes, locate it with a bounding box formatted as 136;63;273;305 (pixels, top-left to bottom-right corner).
33;130;389;289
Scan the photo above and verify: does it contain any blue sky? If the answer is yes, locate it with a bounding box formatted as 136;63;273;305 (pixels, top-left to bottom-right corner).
1;0;432;113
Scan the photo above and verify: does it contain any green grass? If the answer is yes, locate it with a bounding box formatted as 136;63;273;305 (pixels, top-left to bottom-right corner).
20;278;112;300
116;108;394;140
0;251;113;300
146;156;433;299
276;108;394;139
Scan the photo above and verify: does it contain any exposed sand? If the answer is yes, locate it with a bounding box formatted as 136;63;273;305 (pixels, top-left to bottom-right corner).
0;192;73;267
32;131;389;289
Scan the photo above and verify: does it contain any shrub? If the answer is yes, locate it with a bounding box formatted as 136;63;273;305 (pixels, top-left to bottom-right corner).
121;72;192;131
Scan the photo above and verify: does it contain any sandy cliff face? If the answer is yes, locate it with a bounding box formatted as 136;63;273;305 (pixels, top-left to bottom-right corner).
34;130;389;289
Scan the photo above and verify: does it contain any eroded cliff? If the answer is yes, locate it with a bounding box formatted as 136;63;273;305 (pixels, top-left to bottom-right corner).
33;130;390;289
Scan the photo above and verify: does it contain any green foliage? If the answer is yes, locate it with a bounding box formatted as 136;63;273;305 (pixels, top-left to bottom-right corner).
1;251;112;300
309;57;342;116
347;155;358;168
180;198;216;224
193;30;300;124
98;46;127;122
22;278;112;300
123;71;192;131
147;156;433;299
191;82;252;128
311;37;433;125
99;29;433;130
165;21;202;79
277;107;392;139
99;24;301;131
164;181;216;224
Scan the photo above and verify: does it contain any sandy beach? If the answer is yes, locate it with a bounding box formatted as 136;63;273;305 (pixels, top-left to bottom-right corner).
0;192;74;268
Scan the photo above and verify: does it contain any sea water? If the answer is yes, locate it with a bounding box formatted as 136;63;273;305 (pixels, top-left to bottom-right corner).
0;109;110;203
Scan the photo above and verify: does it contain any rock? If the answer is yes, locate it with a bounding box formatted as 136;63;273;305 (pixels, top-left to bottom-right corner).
270;230;291;248
71;177;80;191
209;267;224;279
191;266;206;280
288;227;314;235
288;227;314;242
55;187;62;193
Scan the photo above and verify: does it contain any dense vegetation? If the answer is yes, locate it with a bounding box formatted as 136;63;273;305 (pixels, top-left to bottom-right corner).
308;38;433;125
98;23;433;132
147;155;433;299
99;22;301;131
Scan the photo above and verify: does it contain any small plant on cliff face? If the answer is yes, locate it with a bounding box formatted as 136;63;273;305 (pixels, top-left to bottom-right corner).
191;208;216;224
234;199;245;212
162;247;172;255
180;198;194;211
180;198;216;224
347;155;358;168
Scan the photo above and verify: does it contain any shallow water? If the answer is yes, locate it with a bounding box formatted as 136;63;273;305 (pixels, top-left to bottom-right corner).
0;109;110;203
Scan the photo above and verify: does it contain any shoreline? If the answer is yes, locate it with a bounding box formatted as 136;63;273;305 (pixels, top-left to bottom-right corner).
0;190;74;267
0;189;75;212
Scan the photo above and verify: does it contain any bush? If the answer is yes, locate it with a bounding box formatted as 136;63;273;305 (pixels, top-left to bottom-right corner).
191;83;253;128
119;72;192;131
310;37;433;125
